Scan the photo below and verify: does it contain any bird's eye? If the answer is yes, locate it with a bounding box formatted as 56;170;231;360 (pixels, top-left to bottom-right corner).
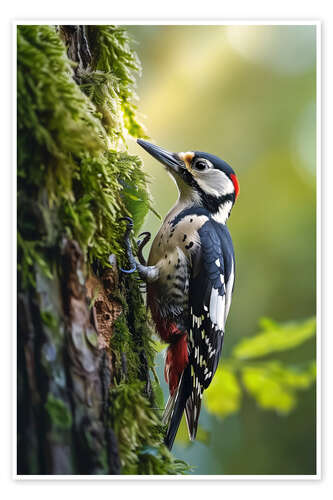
193;160;208;171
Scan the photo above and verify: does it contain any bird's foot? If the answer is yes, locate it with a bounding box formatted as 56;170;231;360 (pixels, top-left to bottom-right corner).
119;217;137;274
119;217;159;283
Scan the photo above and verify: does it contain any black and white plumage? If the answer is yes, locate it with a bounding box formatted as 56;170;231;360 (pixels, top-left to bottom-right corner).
185;219;235;439
161;214;235;447
121;139;239;450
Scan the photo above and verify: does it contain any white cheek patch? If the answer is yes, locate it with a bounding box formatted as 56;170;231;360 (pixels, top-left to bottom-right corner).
196;170;234;198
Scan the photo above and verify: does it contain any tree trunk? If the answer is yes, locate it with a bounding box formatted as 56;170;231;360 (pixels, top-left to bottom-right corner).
17;24;188;476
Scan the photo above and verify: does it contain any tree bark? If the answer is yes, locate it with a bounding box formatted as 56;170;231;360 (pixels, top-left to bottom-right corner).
18;25;140;476
18;235;127;474
17;24;188;476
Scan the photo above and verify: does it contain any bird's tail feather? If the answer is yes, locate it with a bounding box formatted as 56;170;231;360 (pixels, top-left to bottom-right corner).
162;389;178;427
163;365;191;450
184;394;201;441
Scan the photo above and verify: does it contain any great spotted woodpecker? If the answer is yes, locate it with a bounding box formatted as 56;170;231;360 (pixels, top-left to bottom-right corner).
121;139;239;449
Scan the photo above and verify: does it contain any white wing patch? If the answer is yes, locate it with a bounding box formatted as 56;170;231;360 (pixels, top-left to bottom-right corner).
224;260;234;326
209;286;225;331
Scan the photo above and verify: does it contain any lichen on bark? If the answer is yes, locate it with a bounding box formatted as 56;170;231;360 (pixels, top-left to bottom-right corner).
17;24;189;475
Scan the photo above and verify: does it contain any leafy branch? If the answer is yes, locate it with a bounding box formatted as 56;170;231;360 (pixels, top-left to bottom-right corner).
204;316;316;418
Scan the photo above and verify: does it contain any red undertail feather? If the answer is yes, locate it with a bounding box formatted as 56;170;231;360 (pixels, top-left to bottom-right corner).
148;287;189;395
164;333;188;395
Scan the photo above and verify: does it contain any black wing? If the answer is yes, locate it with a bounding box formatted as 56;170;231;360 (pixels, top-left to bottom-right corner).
185;220;235;440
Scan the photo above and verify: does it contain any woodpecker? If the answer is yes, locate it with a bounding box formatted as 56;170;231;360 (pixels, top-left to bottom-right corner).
121;139;239;449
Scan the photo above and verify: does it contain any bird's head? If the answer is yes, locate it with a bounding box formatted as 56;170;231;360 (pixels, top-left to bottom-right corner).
137;139;239;224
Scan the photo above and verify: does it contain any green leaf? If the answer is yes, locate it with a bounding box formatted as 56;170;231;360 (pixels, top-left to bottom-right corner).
121;182;150;233
242;365;296;414
204;367;241;418
241;361;316;415
263;361;316;390
233;316;316;360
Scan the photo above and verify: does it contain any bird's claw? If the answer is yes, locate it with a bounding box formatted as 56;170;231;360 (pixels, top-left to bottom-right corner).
136;231;151;266
136;231;150;246
119;216;134;233
138;231;151;239
120;263;137;274
119;217;137;274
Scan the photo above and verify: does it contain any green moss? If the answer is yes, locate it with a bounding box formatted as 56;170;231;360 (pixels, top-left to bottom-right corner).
113;313;130;345
87;25;147;142
18;24;188;475
112;312;141;382
17;25;153;286
17;233;53;288
125;275;156;370
109;275;191;474
40;311;58;329
111;273;157;382
17;25;107;202
109;381;191;475
62;151;156;266
45;394;73;430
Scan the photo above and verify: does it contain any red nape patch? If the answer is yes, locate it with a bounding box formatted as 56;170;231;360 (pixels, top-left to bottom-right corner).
230;174;240;200
164;334;189;395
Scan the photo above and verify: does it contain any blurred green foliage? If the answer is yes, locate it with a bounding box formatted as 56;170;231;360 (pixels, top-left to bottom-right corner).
204;368;241;417
241;361;315;413
204;316;316;417
233;317;316;359
156;316;316;447
127;25;317;475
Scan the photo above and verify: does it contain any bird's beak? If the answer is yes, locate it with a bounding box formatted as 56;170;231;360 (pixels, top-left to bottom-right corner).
137;139;185;174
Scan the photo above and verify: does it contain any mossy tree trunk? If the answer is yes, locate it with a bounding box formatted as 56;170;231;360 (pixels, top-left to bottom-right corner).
17;25;187;476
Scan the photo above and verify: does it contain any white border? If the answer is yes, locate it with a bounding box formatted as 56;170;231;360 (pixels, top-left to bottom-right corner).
16;20;320;25
13;20;321;481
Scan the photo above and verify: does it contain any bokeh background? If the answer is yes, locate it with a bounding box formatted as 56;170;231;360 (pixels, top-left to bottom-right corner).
127;25;317;475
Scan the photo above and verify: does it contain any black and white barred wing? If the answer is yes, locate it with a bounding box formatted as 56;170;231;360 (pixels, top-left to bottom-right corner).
185;221;229;439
